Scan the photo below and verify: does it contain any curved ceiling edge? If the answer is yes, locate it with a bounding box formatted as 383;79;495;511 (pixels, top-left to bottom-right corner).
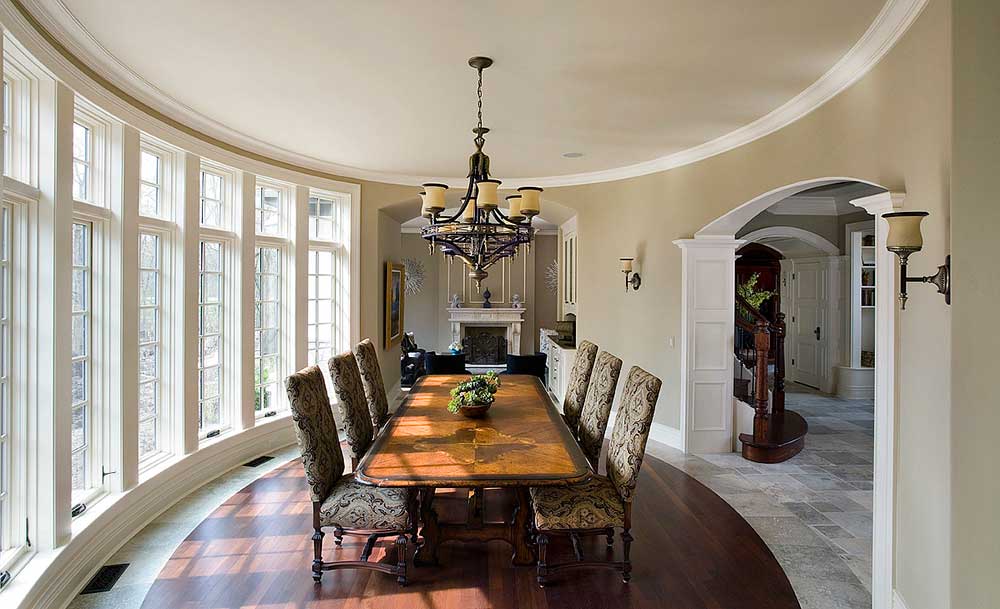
13;0;927;188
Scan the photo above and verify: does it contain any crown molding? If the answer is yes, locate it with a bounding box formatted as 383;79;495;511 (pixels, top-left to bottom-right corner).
12;0;928;188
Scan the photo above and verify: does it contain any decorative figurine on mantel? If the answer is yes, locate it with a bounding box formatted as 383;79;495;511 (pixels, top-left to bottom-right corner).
511;293;522;309
450;293;461;308
482;288;492;308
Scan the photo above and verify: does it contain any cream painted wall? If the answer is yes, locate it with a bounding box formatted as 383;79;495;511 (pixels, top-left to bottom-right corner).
399;234;440;348
533;234;560;349
950;1;999;607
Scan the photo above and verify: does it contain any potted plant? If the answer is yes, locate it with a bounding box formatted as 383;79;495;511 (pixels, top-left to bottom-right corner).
448;372;501;418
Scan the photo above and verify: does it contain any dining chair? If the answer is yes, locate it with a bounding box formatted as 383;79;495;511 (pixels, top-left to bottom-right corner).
354;338;390;431
576;351;623;470
328;351;375;471
423;351;469;375
285;365;415;586
561;340;599;432
530;365;661;586
505;353;547;378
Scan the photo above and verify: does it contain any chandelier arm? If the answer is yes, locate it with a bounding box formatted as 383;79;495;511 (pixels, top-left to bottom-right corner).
490;207;523;227
434;176;478;225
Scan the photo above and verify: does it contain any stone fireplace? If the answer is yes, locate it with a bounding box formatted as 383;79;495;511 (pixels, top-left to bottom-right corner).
447;307;526;361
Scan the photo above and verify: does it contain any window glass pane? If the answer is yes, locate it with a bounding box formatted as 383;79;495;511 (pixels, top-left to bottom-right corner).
198;240;225;434
255;185;282;236
140;151;159;184
71;222;91;494
138;232;163;459
0;206;12;553
72;123;91;202
308;192;349;242
200;171;225;229
308;248;348;377
254;246;282;414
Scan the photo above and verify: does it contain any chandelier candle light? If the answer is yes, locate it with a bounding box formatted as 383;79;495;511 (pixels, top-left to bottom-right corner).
420;56;542;290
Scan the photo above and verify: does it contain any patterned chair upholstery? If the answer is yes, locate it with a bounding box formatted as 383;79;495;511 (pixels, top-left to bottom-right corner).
561;340;599;432
328;351;375;469
531;365;662;586
354;338;390;431
576;351;623;470
285;365;414;586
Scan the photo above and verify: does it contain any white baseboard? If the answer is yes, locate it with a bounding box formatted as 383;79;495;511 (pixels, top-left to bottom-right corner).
12;417;296;609
606;408;683;451
893;590;910;609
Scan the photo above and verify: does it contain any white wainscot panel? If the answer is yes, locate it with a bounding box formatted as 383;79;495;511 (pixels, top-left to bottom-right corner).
693;321;727;370
692;381;728;431
693;259;727;310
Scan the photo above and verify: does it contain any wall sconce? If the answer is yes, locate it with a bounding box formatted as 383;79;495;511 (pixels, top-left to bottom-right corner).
883;211;950;310
620;257;641;292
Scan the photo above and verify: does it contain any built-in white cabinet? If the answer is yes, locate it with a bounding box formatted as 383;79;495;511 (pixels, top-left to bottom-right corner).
836;222;876;399
540;328;575;405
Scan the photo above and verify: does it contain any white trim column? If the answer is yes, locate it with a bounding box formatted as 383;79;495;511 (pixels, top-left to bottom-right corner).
178;152;200;454
237;171;256;431
849;191;903;609
292;185;309;372
674;237;745;454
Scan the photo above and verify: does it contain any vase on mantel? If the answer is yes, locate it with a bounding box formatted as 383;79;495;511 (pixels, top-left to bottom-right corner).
482;288;492;308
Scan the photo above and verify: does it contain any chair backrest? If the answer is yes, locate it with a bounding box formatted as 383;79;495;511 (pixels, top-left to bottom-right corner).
505;353;547;378
577;351;623;470
285;366;345;502
424;351;467;375
328;351;375;463
562;340;599;431
606;366;662;502
353;338;389;430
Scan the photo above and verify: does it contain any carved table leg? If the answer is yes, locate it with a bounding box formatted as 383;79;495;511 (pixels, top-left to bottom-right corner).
414;487;440;566
510;486;536;566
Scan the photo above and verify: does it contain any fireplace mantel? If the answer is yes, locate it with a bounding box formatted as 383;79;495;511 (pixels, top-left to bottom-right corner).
447;307;526;356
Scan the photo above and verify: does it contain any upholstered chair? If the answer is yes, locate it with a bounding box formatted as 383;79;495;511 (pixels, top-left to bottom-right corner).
577;351;623;470
354;338;390;431
328;351;375;470
561;340;599;432
285;365;415;586
531;365;662;586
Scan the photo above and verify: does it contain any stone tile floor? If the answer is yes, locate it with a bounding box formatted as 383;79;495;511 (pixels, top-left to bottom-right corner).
69;383;874;609
647;382;875;609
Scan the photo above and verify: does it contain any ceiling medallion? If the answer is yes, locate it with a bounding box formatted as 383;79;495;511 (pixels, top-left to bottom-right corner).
420;56;542;291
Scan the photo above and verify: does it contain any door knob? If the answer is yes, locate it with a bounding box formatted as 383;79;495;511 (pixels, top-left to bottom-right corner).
814;326;821;340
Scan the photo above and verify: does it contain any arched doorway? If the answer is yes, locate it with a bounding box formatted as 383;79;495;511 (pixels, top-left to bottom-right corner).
674;177;903;609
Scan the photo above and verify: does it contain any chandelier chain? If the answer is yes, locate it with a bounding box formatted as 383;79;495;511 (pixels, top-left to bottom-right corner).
477;67;483;132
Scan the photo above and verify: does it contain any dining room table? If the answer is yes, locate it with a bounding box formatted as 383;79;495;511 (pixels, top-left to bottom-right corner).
354;373;593;566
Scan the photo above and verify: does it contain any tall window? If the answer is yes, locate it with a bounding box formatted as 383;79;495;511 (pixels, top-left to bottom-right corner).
254;246;281;415
138;233;161;459
71;222;92;495
200;170;225;229
0;205;12;559
139;150;161;218
255;185;281;236
198;240;225;435
72;122;91;202
307;191;350;367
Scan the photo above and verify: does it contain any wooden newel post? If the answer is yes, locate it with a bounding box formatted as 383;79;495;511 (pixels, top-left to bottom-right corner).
773;313;786;413
753;319;771;440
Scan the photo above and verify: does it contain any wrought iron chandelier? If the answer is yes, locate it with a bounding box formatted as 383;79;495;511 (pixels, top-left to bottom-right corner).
420;56;542;290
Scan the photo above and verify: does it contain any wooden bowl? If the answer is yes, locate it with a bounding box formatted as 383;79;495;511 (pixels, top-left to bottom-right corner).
458;402;492;418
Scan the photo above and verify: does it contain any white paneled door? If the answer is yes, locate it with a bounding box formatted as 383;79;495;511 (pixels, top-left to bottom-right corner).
792;261;826;389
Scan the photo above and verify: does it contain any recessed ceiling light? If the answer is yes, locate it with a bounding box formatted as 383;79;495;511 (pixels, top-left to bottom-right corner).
562;152;584;159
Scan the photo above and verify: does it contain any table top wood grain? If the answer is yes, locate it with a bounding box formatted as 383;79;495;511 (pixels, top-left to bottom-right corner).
355;374;592;488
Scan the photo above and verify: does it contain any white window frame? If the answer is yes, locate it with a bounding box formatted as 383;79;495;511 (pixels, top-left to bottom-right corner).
307;189;351;369
72;103;110;209
254;180;284;237
199;165;229;231
3;36;39;186
253;177;291;418
196;161;239;441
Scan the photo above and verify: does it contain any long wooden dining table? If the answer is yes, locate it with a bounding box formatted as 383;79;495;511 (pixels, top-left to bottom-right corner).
355;373;592;566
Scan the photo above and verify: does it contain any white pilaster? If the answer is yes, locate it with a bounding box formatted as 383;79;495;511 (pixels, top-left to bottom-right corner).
237;171;256;431
178;152;200;454
850;191;903;609
292;185;309;372
674;237;746;454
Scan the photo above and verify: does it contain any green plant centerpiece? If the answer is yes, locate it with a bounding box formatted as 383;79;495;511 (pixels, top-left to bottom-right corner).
448;371;501;418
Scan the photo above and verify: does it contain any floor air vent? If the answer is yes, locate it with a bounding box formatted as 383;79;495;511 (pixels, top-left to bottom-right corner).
243;455;274;467
81;564;129;594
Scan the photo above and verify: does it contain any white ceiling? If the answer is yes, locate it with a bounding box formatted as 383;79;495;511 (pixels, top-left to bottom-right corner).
38;0;886;182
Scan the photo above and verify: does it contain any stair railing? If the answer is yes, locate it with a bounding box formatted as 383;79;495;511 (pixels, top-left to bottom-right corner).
734;294;786;417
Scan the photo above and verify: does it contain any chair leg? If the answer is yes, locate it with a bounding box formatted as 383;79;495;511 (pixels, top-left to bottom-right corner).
395;534;408;586
333;525;344;546
536;533;549;587
621;528;633;583
605;527;615;547
311;528;325;583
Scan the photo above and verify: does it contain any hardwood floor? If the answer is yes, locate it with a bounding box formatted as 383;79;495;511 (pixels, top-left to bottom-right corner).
140;455;800;609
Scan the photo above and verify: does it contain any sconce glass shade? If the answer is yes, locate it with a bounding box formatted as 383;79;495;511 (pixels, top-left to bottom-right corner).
620;257;634;273
884;211;929;252
462;197;477;223
422;183;448;214
517;186;542;217
506;195;524;222
476;179;501;210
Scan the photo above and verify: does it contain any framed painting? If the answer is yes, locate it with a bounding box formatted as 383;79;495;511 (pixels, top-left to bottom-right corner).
385;261;405;349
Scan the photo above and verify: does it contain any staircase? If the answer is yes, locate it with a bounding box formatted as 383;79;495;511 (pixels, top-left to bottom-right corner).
734;294;808;463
